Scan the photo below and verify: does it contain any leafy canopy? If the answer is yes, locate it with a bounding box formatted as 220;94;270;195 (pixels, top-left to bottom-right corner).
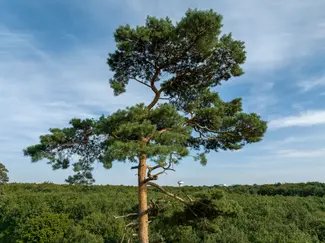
23;9;267;184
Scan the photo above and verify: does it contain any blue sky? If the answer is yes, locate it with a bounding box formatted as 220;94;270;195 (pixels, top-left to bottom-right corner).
1;0;325;186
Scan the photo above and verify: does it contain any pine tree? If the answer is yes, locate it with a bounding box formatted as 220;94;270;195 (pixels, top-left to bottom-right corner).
24;9;267;242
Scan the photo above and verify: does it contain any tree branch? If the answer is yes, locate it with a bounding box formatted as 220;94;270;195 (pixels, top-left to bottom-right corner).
131;77;151;88
120;220;138;243
187;119;238;141
145;160;175;183
158;128;173;134
113;213;138;219
188;121;217;133
147;182;190;205
143;127;173;142
147;69;161;110
187;195;194;202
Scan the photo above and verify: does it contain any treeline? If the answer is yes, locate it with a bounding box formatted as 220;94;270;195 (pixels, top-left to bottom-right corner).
0;183;325;242
221;182;325;197
4;181;325;197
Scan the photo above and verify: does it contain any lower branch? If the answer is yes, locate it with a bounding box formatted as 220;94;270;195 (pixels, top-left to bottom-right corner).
120;220;138;243
186;194;194;202
131;77;151;88
113;213;138;219
147;182;190;205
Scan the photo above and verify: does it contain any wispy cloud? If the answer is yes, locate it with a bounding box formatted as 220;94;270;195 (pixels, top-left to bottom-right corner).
298;75;325;92
268;110;325;129
275;148;325;158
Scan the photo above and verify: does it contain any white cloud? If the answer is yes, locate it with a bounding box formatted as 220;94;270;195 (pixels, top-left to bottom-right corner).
268;110;325;129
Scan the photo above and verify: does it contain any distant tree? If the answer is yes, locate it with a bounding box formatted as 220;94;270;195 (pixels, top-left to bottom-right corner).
0;162;9;183
23;9;267;242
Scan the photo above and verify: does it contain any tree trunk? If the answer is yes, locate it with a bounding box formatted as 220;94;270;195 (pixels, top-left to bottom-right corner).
138;151;149;243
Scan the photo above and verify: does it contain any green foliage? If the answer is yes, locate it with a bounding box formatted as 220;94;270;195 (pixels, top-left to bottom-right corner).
108;9;245;100
16;213;73;243
0;163;9;184
0;183;325;242
15;212;106;243
23;118;100;185
79;213;125;241
55;225;104;243
97;103;191;164
158;188;241;238
185;89;266;152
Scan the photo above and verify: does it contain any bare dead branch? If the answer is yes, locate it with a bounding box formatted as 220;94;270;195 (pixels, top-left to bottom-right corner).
145;160;175;183
186;194;194;202
120;220;138;243
126;221;138;227
114;213;138;219
147;164;163;171
147;182;190;205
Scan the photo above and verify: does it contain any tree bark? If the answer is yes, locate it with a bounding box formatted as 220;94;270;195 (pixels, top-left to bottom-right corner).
138;151;149;243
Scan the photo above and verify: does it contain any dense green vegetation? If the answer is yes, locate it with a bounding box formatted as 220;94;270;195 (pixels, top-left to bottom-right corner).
224;182;325;197
1;182;325;242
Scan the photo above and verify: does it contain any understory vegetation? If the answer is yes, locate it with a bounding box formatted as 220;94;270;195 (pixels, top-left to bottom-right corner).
1;182;325;242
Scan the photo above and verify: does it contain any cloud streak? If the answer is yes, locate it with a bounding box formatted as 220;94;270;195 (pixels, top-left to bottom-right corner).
275;148;325;158
268;110;325;129
298;75;325;92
